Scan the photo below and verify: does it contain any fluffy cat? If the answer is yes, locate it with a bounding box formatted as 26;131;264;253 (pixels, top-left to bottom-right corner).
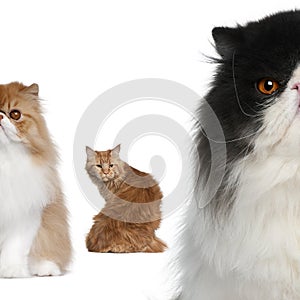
0;82;71;278
85;144;167;253
175;10;300;300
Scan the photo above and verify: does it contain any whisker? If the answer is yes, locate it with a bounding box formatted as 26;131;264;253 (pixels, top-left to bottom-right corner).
232;51;259;117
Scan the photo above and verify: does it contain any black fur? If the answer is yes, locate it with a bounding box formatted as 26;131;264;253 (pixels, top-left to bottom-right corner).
196;10;300;218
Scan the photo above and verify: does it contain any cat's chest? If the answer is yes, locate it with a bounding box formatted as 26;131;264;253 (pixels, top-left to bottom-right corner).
202;156;300;283
236;154;300;207
0;144;50;222
224;155;300;271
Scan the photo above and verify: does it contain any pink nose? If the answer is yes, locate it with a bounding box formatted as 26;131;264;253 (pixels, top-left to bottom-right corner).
292;82;300;93
103;169;109;175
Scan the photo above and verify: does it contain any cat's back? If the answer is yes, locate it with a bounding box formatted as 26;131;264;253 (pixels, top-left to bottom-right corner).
113;165;163;203
129;166;161;189
130;166;150;177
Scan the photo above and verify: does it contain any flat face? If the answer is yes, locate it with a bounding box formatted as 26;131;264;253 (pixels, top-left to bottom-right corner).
206;11;300;152
0;82;42;147
195;11;300;217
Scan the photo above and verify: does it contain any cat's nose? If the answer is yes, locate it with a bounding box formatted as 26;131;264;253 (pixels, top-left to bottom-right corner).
103;169;109;175
292;82;300;93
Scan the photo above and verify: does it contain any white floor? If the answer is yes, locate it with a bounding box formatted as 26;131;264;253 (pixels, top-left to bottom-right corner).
0;210;180;300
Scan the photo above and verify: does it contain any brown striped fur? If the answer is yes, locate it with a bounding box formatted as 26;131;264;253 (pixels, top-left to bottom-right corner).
85;145;167;253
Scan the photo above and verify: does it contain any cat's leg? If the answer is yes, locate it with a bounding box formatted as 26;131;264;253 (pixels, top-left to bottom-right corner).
86;230;131;253
86;225;135;253
107;243;132;253
113;227;167;253
0;214;40;278
29;259;61;276
29;194;72;276
111;233;166;253
86;213;119;252
86;223;111;252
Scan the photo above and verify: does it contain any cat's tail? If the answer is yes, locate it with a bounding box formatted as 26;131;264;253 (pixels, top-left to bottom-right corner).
144;236;167;253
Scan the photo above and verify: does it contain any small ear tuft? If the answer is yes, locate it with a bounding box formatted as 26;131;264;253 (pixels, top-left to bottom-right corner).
86;146;96;160
212;26;244;59
21;83;39;96
111;144;121;156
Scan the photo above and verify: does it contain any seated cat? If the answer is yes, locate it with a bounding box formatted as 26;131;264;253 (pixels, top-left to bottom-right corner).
85;144;167;253
0;82;71;278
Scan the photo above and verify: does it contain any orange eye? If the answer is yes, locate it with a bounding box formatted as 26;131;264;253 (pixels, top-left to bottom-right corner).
257;78;279;95
9;110;21;120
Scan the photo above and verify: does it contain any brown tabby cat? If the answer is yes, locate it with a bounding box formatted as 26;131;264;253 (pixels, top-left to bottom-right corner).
85;144;167;253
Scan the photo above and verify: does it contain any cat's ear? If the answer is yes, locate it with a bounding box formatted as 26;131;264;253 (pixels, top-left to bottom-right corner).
111;144;121;156
86;146;96;161
21;83;39;96
212;26;244;59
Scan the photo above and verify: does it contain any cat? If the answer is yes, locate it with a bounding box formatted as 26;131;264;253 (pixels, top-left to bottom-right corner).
85;144;167;253
174;10;300;300
0;82;71;278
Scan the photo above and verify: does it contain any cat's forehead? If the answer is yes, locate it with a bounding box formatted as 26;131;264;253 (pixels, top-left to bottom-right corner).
0;82;24;97
248;10;300;30
218;11;300;82
244;11;300;52
95;150;112;161
0;82;36;110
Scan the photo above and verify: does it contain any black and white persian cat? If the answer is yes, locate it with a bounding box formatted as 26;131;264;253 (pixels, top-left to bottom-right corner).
176;10;300;300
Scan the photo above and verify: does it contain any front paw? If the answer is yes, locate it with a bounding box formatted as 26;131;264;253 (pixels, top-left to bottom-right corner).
0;264;30;278
30;260;62;277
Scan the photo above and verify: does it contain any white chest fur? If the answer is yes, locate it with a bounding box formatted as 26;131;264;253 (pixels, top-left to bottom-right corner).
193;153;300;300
228;155;300;278
179;154;300;299
0;143;50;227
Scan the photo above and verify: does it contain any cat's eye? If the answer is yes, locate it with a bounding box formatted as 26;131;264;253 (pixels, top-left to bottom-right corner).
96;164;102;168
9;109;21;120
109;164;113;167
257;78;279;95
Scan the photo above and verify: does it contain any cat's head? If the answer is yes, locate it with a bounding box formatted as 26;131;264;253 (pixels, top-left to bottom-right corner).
85;144;124;182
202;10;300;158
0;82;52;156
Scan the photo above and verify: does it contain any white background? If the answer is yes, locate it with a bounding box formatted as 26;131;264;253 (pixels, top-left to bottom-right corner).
0;1;299;299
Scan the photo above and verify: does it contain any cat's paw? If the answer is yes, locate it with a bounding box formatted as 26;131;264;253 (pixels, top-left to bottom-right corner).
0;264;30;278
30;260;61;277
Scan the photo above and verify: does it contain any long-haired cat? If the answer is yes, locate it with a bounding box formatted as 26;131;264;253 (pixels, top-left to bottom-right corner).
0;82;71;278
85;144;167;253
175;10;300;300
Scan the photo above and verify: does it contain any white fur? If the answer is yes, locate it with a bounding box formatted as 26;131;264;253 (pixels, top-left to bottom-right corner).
0;113;21;144
30;260;62;277
0;113;55;278
177;67;300;299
